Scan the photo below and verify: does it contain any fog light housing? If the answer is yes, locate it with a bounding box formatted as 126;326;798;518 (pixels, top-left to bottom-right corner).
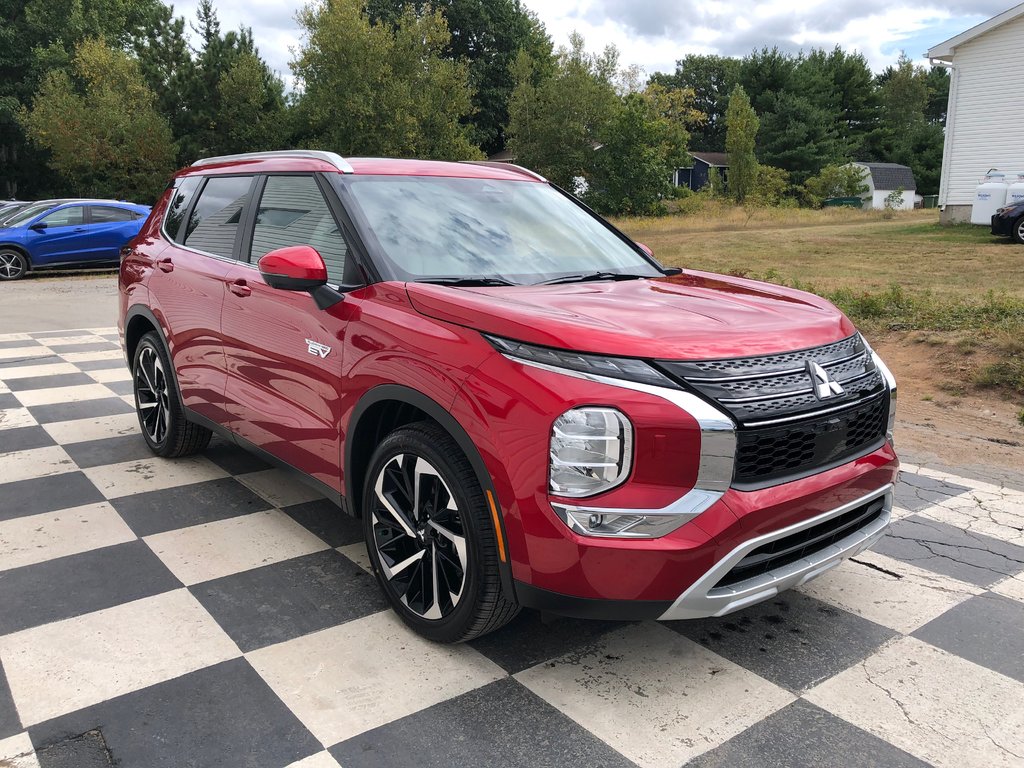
549;407;632;498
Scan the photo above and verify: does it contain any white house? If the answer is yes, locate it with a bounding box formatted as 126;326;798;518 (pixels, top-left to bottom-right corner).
927;4;1024;223
849;162;917;210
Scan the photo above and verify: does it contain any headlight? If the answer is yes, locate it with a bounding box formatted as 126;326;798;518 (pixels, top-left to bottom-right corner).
486;335;676;388
550;407;632;497
862;336;897;443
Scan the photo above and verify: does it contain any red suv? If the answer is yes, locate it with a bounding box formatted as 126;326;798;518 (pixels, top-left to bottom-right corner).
119;150;899;642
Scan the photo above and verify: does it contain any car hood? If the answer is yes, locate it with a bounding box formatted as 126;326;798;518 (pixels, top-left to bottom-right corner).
405;271;857;360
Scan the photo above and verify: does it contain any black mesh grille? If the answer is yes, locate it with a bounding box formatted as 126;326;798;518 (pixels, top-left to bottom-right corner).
715;496;887;588
734;394;888;484
656;334;890;487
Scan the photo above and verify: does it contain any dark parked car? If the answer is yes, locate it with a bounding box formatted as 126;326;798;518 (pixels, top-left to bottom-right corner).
992;201;1024;243
0;199;150;281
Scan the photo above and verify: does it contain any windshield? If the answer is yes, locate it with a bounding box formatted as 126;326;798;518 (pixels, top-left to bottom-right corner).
342;176;660;284
2;202;56;227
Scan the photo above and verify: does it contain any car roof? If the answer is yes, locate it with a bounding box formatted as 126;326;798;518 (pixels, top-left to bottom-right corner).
180;152;545;183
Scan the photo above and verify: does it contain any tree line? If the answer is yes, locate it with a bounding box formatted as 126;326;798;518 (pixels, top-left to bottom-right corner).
0;0;947;215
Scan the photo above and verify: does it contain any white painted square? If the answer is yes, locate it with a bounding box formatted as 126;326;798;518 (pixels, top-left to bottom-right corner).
0;590;239;726
798;550;984;634
0;347;51;362
805;637;1024;768
35;334;102;346
0;445;76;484
247;611;504;746
0;502;136;571
82;455;227;498
286;752;344;768
61;349;123;364
86;367;132;384
42;412;140;444
144;509;329;585
13;383;115;407
0;362;78;380
237;468;326;508
992;573;1024;604
0;407;36;431
515;623;795;768
337;543;371;574
0;733;39;768
0;332;32;342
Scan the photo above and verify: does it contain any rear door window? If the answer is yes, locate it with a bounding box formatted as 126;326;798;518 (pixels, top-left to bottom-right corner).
183;176;254;259
90;206;135;223
165;176;202;242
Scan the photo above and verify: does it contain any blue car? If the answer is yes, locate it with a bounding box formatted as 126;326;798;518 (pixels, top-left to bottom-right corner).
0;199;151;281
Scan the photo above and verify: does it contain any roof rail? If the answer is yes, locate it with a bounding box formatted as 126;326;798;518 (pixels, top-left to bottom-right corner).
191;150;354;173
460;161;547;182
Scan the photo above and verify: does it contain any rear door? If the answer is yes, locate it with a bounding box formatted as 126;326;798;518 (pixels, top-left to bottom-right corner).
25;205;89;265
150;174;256;425
85;205;143;262
220;173;357;492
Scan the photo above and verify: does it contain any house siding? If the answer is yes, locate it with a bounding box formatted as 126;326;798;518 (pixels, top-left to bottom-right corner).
939;14;1024;210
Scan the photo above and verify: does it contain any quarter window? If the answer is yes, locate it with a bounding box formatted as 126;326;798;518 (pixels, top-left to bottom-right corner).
250;175;348;283
165;176;202;242
183;176;254;259
38;206;85;227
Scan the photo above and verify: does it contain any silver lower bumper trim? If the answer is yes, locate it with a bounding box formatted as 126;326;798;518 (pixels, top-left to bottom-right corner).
658;484;893;621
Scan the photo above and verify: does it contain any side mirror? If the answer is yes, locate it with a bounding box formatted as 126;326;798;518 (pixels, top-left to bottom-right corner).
258;245;328;291
29;222;47;232
636;242;653;257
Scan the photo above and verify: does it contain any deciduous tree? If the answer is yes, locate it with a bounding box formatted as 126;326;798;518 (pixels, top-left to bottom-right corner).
725;85;758;201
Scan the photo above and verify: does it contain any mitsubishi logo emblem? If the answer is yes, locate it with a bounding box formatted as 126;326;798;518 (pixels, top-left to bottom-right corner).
807;361;844;399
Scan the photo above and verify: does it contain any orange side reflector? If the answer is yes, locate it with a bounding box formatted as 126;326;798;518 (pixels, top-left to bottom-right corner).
486;490;507;563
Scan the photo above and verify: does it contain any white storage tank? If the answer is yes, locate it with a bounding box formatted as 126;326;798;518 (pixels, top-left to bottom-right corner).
1005;174;1024;206
971;172;1009;224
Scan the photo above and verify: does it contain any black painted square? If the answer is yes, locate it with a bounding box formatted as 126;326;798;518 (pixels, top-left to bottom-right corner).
0;659;20;740
330;678;637;768
667;591;896;691
0;392;19;410
111;477;272;537
0;540;179;635
0;425;55;454
64;434;153;469
0;471;104;522
872;515;1024;587
6;373;95;392
469;611;628;675
686;699;930;767
281;499;362;547
190;549;387;652
913;592;1024;683
0;339;42;349
28;398;134;425
76;358;125;372
29;659;321;768
203;437;272;476
47;342;119;354
0;353;61;369
101;380;134;397
35;729;113;768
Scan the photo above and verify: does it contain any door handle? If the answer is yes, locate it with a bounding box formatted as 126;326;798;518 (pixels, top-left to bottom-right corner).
157;257;174;273
229;279;251;297
73;227;86;232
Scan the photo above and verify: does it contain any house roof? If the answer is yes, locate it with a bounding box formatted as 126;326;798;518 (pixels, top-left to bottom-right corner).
689;151;730;167
487;149;515;163
853;162;917;191
926;3;1024;61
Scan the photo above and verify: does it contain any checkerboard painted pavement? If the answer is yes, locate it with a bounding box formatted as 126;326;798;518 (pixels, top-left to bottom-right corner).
1;327;1023;768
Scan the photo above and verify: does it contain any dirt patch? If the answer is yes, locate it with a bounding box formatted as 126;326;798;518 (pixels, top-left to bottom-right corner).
874;334;1024;478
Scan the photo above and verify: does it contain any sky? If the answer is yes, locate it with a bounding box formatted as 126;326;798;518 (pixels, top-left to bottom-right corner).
174;0;1015;85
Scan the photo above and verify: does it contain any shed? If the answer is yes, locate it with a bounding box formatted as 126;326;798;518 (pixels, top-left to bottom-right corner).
674;152;729;192
927;4;1024;223
849;162;917;210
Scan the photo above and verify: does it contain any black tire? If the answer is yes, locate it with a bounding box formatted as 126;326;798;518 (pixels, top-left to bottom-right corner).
1013;215;1024;245
0;249;28;281
362;421;519;643
132;331;212;458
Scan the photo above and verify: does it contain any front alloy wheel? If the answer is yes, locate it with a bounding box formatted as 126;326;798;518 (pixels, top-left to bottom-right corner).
370;454;468;620
0;250;27;281
362;422;519;642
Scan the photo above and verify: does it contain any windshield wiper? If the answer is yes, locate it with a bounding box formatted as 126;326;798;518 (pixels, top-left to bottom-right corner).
535;271;648;286
417;276;517;287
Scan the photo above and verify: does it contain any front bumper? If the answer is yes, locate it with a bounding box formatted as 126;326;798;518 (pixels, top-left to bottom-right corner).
992;214;1013;236
658;484;891;620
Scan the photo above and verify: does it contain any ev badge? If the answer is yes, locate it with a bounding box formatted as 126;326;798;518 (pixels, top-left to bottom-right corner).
807;361;844;399
305;339;332;359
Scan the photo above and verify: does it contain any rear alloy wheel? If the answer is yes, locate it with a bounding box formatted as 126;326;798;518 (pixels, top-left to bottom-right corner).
363;422;519;642
0;250;27;281
132;332;212;457
1014;215;1024;245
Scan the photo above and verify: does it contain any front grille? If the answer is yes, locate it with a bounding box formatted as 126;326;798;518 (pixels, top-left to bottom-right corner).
656;334;890;486
715;495;887;588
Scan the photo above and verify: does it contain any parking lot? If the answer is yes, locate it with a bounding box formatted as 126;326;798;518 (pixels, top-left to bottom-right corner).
1;326;1023;768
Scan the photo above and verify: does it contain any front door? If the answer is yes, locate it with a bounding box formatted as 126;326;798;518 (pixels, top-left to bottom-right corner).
26;205;89;266
220;173;357;493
